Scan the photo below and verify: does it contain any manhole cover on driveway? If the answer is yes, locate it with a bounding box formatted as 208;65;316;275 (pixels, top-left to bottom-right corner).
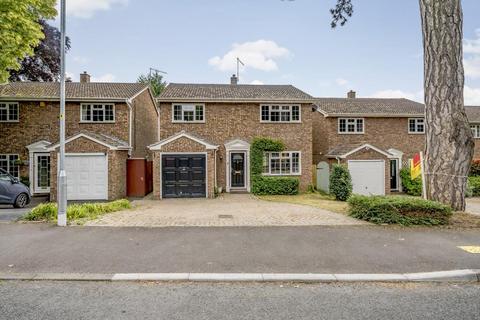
218;215;233;219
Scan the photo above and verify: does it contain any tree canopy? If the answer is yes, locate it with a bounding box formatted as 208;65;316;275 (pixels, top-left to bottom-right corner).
9;20;71;82
0;0;57;83
138;71;167;97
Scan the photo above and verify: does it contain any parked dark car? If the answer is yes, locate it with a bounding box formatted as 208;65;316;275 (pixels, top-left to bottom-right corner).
0;169;31;208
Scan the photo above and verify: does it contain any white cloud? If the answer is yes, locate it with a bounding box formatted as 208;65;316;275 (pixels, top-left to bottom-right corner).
208;40;291;72
464;56;480;79
61;0;128;18
91;73;116;82
465;86;480;105
464;29;480;54
335;78;349;86
370;89;423;102
250;80;264;85
65;71;75;81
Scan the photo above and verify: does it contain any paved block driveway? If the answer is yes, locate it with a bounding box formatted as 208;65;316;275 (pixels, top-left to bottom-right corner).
86;194;365;227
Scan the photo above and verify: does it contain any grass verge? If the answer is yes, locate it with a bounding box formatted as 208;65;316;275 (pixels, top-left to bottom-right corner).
23;199;131;225
258;192;348;214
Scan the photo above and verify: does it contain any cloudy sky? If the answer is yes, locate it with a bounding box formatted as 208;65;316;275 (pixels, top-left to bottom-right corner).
58;0;480;104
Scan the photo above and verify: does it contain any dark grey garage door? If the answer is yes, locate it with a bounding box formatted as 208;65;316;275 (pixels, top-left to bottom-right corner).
162;154;206;198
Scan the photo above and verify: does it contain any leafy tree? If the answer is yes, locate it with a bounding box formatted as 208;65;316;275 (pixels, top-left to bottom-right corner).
0;0;57;83
329;0;472;211
9;20;71;82
137;71;167;97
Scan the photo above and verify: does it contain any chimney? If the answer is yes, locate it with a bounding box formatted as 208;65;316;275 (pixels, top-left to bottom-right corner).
80;71;90;83
347;90;356;99
230;74;238;85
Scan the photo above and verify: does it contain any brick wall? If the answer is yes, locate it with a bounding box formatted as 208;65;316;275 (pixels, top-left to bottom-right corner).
132;89;158;159
159;102;313;191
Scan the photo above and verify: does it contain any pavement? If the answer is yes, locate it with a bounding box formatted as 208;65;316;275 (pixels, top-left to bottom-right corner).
85;193;364;227
1;224;479;274
0;196;48;222
466;198;480;216
1;281;479;319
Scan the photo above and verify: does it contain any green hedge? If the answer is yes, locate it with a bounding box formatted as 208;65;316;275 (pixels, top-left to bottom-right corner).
251;176;299;195
347;195;452;226
468;176;480;196
250;137;299;195
400;167;422;196
329;164;352;201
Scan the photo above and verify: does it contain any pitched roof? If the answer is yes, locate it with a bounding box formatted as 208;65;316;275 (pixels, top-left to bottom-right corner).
465;106;480;122
158;83;313;102
315;98;425;117
149;130;218;150
326;143;394;158
48;130;129;150
0;82;148;101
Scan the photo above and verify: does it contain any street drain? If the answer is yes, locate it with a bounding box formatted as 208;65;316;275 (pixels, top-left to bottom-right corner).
218;214;233;219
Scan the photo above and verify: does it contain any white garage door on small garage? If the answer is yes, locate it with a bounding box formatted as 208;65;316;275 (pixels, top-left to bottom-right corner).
348;160;385;196
65;154;108;200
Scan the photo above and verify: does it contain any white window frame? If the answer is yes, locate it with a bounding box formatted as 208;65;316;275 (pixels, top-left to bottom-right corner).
0;154;20;178
80;103;115;123
0;102;19;122
259;105;301;123
408;118;425;134
171;104;205;123
338;118;364;134
262;151;301;176
471;124;480;138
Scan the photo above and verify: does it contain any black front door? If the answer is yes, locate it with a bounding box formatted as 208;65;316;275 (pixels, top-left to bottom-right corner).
230;153;245;188
390;159;398;190
162;155;206;198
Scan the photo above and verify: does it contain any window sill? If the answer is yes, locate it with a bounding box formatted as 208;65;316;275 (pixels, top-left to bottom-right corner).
0;120;19;123
79;121;116;124
408;132;425;135
260;121;302;124
338;132;364;135
262;173;302;177
172;121;205;124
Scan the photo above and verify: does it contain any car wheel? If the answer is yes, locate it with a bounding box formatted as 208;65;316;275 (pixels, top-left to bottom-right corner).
14;193;29;208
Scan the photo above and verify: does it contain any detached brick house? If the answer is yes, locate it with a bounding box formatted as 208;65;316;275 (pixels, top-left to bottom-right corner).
0;73;158;200
313;91;480;196
148;76;314;199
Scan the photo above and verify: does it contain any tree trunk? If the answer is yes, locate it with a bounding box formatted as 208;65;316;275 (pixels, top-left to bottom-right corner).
420;0;474;211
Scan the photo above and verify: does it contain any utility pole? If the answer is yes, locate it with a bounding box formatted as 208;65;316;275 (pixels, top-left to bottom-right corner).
57;0;67;227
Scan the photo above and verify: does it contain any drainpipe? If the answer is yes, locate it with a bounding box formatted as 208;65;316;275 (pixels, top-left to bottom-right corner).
126;99;133;156
214;149;218;191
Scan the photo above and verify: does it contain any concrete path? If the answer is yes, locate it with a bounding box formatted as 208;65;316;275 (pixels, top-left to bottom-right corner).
86;194;364;227
466;198;480;216
1;224;479;274
1;282;479;320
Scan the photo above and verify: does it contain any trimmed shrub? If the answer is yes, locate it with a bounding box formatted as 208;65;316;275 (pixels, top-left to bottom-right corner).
250;137;284;176
251;176;299;195
470;160;480;177
347;195;452;226
400;167;422;196
468;176;480;197
24;199;131;223
329;164;352;201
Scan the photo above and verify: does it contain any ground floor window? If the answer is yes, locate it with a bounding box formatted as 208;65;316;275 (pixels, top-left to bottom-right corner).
0;154;19;178
263;151;300;175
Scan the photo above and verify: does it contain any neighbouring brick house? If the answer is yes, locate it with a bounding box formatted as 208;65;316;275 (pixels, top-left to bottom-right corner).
313;90;480;196
148;75;314;199
0;72;158;201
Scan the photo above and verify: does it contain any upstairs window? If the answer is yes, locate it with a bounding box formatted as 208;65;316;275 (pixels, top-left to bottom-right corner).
471;124;480;138
338;118;364;134
409;118;425;133
172;104;205;122
0;102;19;122
260;105;301;123
263;151;301;175
81;104;115;122
0;154;19;178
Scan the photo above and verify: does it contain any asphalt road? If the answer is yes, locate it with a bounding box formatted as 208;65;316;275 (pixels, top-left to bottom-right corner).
0;224;479;274
1;281;479;320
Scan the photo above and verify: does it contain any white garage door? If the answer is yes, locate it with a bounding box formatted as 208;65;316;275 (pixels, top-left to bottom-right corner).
348;160;385;196
65;154;108;200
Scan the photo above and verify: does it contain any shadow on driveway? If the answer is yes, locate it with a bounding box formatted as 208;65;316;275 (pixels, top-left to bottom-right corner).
0;196;48;222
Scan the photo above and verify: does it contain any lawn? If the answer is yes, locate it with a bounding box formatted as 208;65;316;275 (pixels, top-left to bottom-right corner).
258;192;348;214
